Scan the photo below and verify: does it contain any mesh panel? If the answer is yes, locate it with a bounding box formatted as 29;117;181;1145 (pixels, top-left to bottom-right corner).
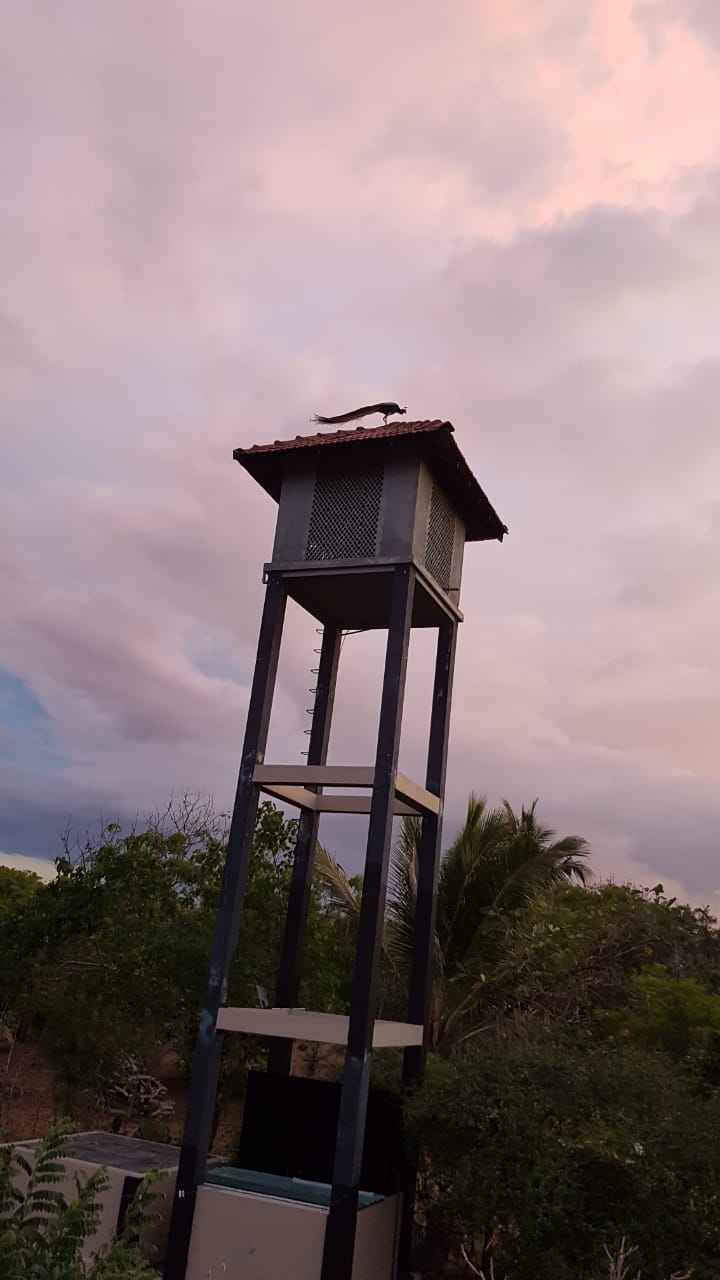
425;483;455;591
305;465;383;561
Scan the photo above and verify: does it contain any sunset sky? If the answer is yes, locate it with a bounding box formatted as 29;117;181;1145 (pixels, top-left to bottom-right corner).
2;1;720;906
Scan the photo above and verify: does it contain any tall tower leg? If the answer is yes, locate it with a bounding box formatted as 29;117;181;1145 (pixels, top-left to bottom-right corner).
268;623;342;1075
321;565;416;1280
397;616;458;1276
164;573;287;1280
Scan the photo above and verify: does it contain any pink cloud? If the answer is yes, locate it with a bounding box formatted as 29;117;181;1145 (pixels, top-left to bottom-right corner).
2;0;720;906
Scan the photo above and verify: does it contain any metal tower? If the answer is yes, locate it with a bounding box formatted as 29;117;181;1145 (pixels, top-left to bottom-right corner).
164;418;506;1280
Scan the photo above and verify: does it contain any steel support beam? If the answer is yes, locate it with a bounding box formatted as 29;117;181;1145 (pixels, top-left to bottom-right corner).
321;565;416;1280
397;616;458;1277
163;573;287;1280
268;624;341;1075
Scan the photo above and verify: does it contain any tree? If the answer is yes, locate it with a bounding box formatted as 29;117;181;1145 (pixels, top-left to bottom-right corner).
406;1031;720;1280
0;797;231;1105
319;794;590;1051
0;866;42;917
0;866;43;1039
495;882;720;1029
0;797;354;1115
599;965;720;1060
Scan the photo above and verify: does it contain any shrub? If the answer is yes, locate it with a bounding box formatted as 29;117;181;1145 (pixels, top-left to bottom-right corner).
405;1031;720;1280
0;1121;158;1279
599;965;720;1059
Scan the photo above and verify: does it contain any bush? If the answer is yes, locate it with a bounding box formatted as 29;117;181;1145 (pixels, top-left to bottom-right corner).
0;1121;158;1279
0;797;354;1112
405;1031;720;1280
496;883;720;1026
599;965;720;1059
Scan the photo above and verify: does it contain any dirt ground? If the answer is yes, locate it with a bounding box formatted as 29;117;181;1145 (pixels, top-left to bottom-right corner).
1;1036;57;1142
0;1035;342;1155
0;1037;244;1155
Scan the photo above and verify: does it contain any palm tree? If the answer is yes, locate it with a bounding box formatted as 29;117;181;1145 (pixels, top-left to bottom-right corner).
317;794;590;1053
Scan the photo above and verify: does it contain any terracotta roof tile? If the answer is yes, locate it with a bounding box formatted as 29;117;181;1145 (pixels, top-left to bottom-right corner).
242;419;449;455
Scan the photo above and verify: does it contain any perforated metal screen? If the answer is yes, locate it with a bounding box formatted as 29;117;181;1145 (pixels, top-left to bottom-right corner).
425;483;455;591
305;465;383;561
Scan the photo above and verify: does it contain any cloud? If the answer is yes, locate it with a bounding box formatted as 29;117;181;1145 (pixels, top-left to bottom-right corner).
0;851;55;881
376;88;569;205
682;0;720;46
2;0;720;910
441;203;696;345
635;1;720;52
0;312;39;371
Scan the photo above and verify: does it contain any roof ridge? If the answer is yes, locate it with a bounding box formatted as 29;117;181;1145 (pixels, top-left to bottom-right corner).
237;419;451;457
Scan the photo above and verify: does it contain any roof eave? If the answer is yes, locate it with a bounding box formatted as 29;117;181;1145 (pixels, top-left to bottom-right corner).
233;424;508;542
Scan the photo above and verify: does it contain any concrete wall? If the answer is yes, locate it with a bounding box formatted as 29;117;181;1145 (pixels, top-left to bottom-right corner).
5;1131;182;1266
185;1184;400;1280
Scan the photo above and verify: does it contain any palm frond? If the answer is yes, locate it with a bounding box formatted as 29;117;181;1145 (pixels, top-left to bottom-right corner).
386;816;421;967
419;794;593;1051
314;843;361;926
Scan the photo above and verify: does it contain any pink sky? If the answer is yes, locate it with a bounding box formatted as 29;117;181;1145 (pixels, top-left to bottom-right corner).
2;0;720;905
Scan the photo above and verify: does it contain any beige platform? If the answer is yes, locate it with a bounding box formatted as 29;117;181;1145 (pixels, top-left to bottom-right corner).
253;763;441;817
185;1183;400;1280
216;1005;423;1047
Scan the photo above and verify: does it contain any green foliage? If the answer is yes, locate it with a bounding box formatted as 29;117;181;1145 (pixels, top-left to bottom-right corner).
0;865;42;917
319;794;591;1045
385;795;590;1048
232;804;353;1016
8;784;720;1280
0;796;354;1109
495;882;720;1026
0;799;229;1101
407;1032;720;1280
0;1121;157;1279
395;857;720;1276
599;965;720;1059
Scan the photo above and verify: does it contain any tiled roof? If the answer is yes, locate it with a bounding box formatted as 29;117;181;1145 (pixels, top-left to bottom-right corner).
234;419;507;542
240;419;449;455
